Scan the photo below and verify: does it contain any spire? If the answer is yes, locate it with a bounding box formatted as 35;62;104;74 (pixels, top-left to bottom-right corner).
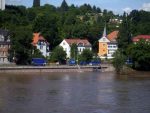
103;24;107;37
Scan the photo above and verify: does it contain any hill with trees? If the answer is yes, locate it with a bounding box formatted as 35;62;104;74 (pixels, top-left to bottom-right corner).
0;1;150;66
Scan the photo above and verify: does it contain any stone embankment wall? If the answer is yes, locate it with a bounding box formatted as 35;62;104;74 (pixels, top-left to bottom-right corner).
0;64;114;73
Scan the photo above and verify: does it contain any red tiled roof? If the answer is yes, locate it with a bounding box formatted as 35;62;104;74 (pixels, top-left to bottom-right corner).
65;38;91;46
132;35;150;42
32;33;46;46
107;30;119;42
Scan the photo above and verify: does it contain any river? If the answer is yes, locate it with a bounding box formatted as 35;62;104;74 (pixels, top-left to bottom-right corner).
0;72;150;113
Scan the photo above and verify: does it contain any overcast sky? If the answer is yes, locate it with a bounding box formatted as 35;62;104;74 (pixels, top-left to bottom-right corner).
6;0;150;14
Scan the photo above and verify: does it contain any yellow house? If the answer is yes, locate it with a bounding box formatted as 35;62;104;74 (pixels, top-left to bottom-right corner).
98;27;119;59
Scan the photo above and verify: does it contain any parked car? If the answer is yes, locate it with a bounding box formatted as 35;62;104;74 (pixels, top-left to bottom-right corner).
89;60;101;66
31;58;47;66
68;59;76;66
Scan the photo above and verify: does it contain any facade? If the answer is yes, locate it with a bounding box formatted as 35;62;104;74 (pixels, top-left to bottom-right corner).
0;29;11;64
98;27;119;59
0;0;5;10
60;39;92;58
32;33;50;57
132;35;150;43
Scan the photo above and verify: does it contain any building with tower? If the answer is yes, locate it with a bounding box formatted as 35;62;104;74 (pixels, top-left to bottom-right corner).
98;26;119;59
33;0;40;7
0;0;5;10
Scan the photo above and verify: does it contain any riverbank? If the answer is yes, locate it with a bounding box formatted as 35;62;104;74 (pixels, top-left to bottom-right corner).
0;64;115;73
119;66;150;78
0;65;100;73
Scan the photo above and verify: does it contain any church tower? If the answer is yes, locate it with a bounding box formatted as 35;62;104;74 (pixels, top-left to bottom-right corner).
33;0;40;7
0;0;5;10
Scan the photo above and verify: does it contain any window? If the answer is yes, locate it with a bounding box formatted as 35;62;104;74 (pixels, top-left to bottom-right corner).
113;45;116;48
80;48;82;52
40;45;43;49
103;38;106;41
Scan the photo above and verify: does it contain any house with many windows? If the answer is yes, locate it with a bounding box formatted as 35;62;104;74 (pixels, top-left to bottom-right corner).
98;27;119;59
0;29;11;64
59;38;92;58
32;33;50;57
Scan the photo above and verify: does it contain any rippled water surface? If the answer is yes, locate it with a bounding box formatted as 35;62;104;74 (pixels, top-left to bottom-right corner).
0;72;150;113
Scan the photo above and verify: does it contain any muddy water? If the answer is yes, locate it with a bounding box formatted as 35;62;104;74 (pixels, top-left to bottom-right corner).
0;72;150;113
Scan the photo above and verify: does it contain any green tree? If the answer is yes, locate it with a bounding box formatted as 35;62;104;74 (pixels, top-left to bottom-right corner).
33;0;40;7
127;40;150;70
33;14;60;49
60;0;69;11
79;49;93;62
70;43;77;59
50;46;67;64
11;27;33;65
117;12;131;53
112;50;126;74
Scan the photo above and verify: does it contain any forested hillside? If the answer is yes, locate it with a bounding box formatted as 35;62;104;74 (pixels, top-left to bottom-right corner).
0;2;120;51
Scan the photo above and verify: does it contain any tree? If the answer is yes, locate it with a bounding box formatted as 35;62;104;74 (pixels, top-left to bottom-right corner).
33;14;60;49
33;0;40;7
79;49;93;62
70;43;77;59
50;46;67;64
127;40;150;70
117;12;131;53
11;27;33;65
60;0;69;11
112;50;126;74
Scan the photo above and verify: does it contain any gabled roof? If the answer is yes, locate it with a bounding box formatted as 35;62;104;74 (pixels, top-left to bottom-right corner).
32;33;48;46
99;36;110;43
64;38;91;46
107;30;119;42
132;35;150;42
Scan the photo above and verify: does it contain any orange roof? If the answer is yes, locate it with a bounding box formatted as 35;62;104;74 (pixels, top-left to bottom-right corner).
107;31;119;42
32;33;46;46
65;38;91;46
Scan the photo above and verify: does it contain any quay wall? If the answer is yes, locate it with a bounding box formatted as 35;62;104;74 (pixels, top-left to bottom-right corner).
0;64;114;73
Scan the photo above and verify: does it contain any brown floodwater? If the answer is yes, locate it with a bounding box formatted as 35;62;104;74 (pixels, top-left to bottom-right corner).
0;72;150;113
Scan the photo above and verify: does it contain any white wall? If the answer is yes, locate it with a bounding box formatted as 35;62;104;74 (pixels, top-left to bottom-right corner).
59;40;70;58
36;41;49;57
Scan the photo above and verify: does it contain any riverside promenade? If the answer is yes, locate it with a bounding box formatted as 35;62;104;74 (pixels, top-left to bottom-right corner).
0;64;114;73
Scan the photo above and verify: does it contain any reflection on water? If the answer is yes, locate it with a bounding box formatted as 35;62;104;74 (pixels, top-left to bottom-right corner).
0;72;150;113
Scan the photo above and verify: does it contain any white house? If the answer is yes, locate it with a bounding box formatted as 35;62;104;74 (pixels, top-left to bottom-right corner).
32;33;50;57
0;0;5;10
59;39;92;58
